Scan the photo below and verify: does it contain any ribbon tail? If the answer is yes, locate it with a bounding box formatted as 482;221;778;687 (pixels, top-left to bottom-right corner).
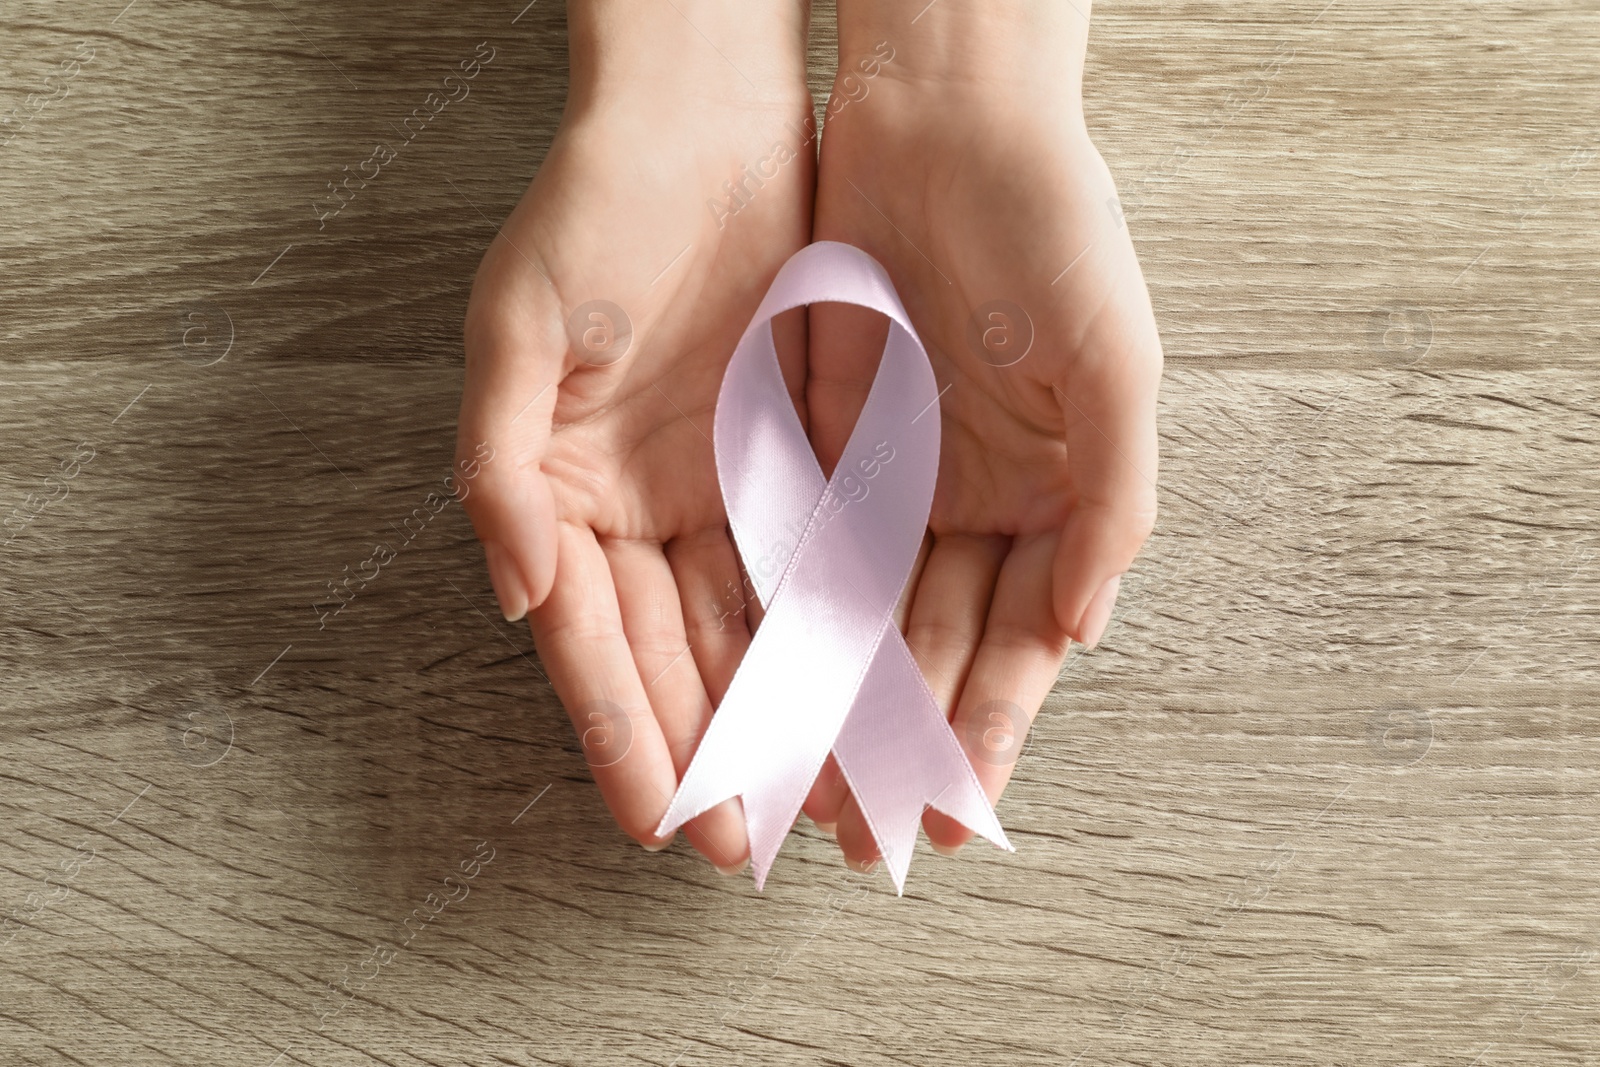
655;613;876;890
743;776;813;892
655;725;827;892
832;636;1013;895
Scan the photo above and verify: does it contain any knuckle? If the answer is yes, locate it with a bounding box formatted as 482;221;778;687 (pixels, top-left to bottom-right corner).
979;622;1072;666
905;617;977;657
454;465;518;529
1127;502;1158;542
614;808;666;845
456;483;498;522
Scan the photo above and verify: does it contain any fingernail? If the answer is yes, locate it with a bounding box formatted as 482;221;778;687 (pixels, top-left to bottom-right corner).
483;542;529;622
1077;574;1122;650
845;855;880;874
715;859;749;877
642;837;672;853
931;841;964;857
813;821;837;839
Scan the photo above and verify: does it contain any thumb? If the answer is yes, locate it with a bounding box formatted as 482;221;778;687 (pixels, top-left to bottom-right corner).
457;279;568;620
1049;305;1161;648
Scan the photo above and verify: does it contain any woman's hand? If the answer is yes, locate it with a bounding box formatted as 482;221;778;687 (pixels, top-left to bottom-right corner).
456;0;814;873
803;2;1163;868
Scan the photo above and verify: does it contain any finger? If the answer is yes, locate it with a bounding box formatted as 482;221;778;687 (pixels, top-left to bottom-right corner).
835;792;879;873
902;533;1007;707
458;261;566;620
665;527;753;706
736;549;767;636
529;522;679;848
893;530;934;633
802;755;849;834
605;537;750;873
1049;288;1161;648
924;531;1071;854
834;533;1005;870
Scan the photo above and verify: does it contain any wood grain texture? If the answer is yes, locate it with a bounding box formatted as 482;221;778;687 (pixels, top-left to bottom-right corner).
2;1;1597;1065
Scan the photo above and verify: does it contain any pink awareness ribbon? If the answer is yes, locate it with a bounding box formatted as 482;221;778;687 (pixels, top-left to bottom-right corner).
655;241;1012;893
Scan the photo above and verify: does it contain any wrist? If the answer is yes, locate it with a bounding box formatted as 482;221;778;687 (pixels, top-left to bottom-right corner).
567;0;811;115
834;0;1088;117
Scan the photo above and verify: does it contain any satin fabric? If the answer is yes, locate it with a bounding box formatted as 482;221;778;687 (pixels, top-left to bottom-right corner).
656;241;1011;892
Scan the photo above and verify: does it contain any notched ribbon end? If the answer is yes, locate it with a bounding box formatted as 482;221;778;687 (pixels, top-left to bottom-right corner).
926;788;1014;857
653;789;725;843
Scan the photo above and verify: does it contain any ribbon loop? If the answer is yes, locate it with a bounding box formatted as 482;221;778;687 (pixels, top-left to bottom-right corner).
656;241;1012;893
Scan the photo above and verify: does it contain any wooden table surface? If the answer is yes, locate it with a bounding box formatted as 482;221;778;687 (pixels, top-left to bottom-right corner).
2;1;1597;1064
